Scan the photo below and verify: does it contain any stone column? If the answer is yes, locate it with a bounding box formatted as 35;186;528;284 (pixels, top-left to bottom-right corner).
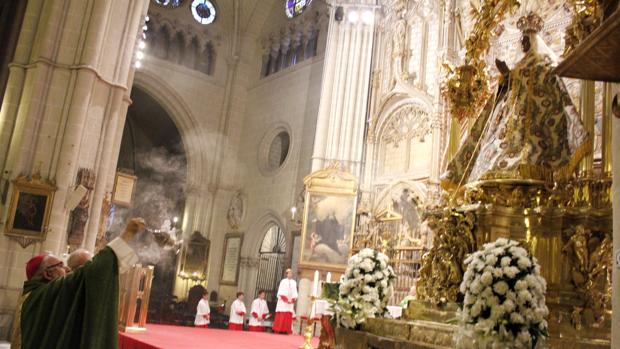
0;0;149;338
311;0;378;177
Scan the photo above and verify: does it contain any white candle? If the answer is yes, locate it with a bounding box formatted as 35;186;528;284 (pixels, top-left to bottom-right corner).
312;270;319;297
291;207;297;220
326;272;332;283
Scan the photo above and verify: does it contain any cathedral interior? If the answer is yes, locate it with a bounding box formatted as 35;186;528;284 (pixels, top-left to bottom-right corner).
0;0;619;348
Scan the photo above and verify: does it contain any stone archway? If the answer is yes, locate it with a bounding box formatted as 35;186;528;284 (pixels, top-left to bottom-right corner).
132;71;211;236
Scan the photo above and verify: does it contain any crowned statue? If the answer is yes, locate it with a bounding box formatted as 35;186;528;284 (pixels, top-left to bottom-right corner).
441;12;591;191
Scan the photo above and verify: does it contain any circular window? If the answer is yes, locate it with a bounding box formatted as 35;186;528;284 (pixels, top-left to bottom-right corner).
191;0;216;25
259;126;291;175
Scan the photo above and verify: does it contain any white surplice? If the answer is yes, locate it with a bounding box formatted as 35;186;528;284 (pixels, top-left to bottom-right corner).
249;298;269;327
275;278;298;314
194;298;210;325
229;299;247;325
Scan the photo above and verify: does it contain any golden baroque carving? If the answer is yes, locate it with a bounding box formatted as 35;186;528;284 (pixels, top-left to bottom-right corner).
562;224;612;329
442;0;521;121
417;209;477;304
564;0;603;56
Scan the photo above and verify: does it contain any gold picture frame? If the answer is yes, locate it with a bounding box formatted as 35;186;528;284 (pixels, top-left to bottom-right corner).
219;232;243;285
4;175;57;248
179;231;210;281
299;164;358;272
112;172;136;207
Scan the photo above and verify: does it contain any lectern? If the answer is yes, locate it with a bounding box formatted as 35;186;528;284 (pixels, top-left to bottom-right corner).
118;264;154;333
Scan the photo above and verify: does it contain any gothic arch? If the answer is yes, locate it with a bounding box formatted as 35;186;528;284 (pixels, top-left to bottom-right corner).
373;180;427;212
243;210;289;259
372;95;433;142
132;70;209;191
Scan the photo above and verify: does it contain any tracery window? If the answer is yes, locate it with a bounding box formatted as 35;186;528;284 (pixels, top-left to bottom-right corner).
254;224;287;309
191;0;216;25
285;0;312;18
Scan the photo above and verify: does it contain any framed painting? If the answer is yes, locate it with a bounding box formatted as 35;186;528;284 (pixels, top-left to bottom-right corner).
112;172;136;207
179;231;210;281
220;233;243;285
299;163;358;271
4;175;57;248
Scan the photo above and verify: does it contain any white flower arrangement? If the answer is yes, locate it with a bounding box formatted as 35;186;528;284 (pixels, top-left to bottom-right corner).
456;238;549;349
334;248;396;329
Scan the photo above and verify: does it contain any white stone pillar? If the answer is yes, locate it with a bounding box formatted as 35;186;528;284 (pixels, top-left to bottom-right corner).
311;0;378;177
0;0;149;339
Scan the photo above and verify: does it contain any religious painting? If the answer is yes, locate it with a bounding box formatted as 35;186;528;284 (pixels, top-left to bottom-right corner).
112;172;136;207
220;233;243;285
179;231;210;281
299;164;358;271
4;176;56;247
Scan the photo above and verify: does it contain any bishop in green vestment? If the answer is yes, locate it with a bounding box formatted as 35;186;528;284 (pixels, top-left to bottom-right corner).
13;218;144;349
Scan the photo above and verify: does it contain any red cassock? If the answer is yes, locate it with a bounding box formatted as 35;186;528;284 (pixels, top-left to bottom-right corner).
228;299;246;331
248;298;269;332
272;278;297;334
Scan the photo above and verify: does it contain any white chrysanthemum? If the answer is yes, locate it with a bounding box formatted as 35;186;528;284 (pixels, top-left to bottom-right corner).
457;238;548;347
503;299;515;313
515;280;528;291
470;279;482;295
510;312;525;324
485;253;498;266
480;271;493;285
503;266;520;278
493;281;509;295
517;256;532;269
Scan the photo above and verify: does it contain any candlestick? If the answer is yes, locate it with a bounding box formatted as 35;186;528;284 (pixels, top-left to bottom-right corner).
312;270;319;297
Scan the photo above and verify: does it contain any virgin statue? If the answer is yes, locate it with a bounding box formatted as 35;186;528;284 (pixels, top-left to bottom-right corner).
441;12;591;191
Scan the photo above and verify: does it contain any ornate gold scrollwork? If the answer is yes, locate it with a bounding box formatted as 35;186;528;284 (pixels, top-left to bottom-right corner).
417;209;477;305
562;224;612;329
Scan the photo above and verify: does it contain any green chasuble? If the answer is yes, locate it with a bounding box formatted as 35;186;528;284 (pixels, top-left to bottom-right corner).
20;247;120;349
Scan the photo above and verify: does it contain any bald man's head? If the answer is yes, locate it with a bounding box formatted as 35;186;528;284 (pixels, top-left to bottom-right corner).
67;249;93;270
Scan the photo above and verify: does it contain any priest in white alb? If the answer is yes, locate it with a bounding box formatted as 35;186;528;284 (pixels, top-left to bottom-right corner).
248;290;270;332
272;268;297;334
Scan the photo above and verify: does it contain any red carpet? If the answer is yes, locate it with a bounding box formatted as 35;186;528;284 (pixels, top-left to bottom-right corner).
119;324;319;349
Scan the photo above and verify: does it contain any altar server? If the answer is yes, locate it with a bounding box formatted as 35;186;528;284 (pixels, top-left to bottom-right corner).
272;268;297;334
228;292;246;331
249;290;270;332
195;289;211;328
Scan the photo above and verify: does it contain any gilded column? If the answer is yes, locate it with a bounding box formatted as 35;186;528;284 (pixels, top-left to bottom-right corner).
611;83;620;349
601;83;613;176
578;80;596;176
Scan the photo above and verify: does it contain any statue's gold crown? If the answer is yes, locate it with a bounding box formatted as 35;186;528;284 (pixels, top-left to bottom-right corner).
517;12;544;33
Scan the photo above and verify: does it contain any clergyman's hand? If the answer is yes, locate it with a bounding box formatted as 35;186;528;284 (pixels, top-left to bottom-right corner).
120;217;147;243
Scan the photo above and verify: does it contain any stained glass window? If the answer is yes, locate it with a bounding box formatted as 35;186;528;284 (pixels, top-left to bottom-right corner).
285;0;312;18
152;0;184;8
191;0;216;25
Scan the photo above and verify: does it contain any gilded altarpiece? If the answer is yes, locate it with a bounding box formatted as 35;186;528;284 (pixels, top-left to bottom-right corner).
353;1;614;349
